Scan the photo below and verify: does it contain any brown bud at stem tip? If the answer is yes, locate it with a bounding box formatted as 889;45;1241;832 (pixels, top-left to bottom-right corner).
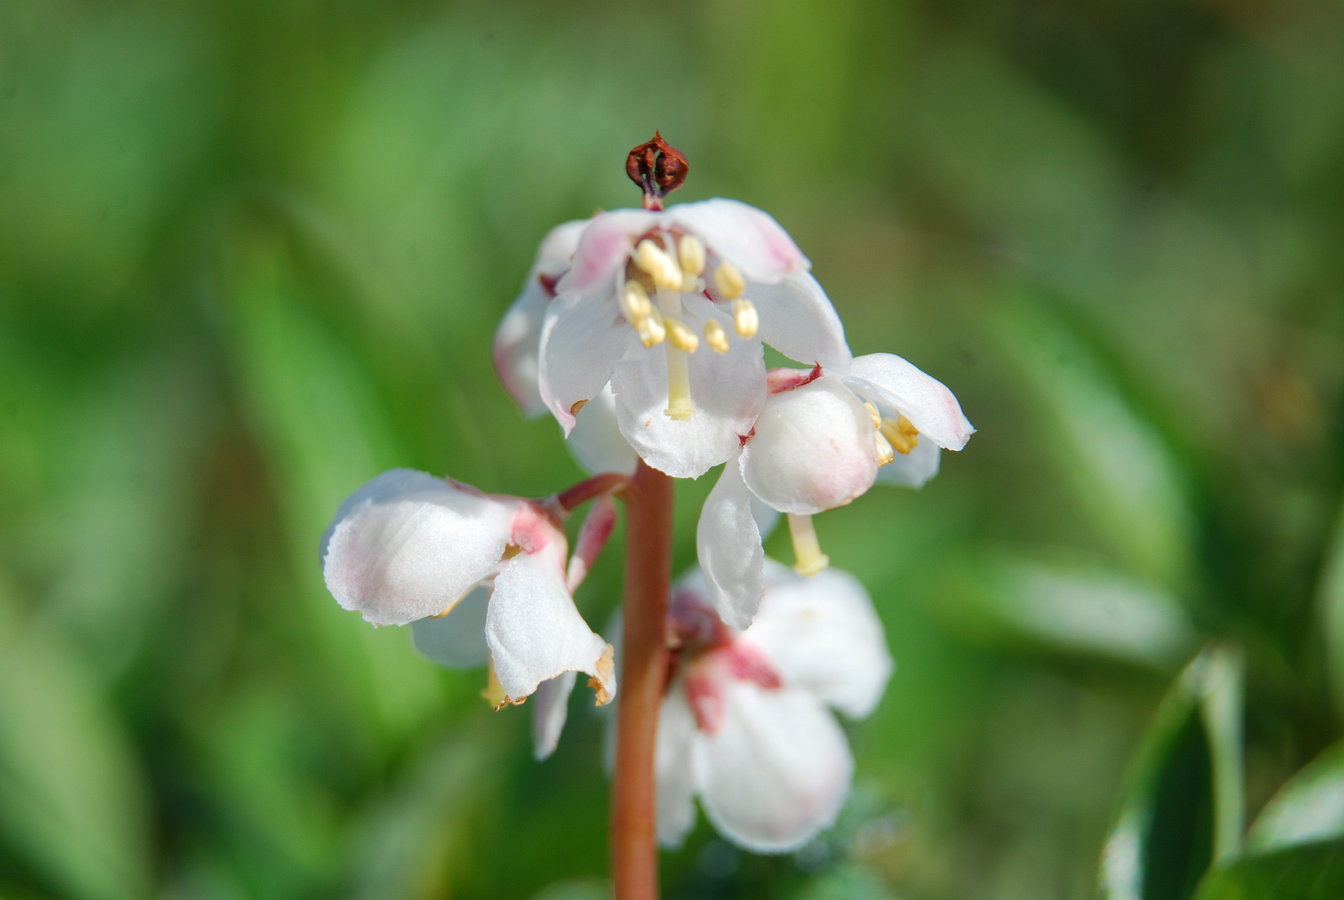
626;131;689;210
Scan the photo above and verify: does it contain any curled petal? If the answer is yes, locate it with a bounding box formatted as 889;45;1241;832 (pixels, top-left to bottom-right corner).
538;288;631;433
747;272;852;370
493;220;587;416
842;353;974;450
740;377;879;516
745;561;893;718
486;544;615;704
611;334;766;480
692;681;853;853
669;198;809;282
696;461;765;630
410;587;490;669
567;384;638;476
321;470;517;626
531;670;577;761
656;680;701;848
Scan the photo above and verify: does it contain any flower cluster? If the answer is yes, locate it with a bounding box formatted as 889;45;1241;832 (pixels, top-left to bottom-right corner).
319;134;972;858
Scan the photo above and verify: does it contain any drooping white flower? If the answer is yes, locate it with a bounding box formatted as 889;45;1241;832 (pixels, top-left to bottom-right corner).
534;198;851;479
697;353;974;628
320;468;616;711
656;562;893;853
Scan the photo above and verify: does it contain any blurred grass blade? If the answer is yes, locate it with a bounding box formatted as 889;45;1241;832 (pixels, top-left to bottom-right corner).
1098;647;1244;900
939;548;1197;671
1318;488;1344;721
1191;839;1344;900
1246;741;1344;852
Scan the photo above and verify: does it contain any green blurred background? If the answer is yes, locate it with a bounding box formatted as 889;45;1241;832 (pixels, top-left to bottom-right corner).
3;1;1343;897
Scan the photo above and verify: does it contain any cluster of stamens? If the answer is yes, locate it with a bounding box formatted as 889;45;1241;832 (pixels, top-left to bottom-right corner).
865;402;919;465
619;231;761;420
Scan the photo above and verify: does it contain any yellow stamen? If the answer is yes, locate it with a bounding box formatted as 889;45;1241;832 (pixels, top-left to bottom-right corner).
665;316;699;353
678;234;705;278
635;239;682;290
787;514;829;576
620;280;653;323
879;414;920;454
704;318;730;354
714;260;746;300
636;307;666;347
732;298;759;339
874;430;896;465
864;401;882;430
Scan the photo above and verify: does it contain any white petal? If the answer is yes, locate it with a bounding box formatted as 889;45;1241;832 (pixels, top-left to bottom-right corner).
410;586;489;669
611;335;765;480
531;670;577;761
692;681;853;853
492;220;587;417
554;208;659;293
321;470;516;626
748;272;852;370
486;544;613;703
745;562;893;718
537;288;633;433
695;462;765;630
655;678;701;848
668;198;809;282
739;377;879;516
567;384;638;475
876;434;942;488
842;353;975;450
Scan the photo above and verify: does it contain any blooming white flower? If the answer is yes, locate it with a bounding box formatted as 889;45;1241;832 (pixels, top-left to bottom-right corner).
533;198;851;479
656;562;893;853
320;468;616;711
697;353;975;628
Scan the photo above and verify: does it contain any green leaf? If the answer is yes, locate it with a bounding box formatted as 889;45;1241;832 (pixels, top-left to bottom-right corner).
1191;839;1344;900
1318;488;1344;722
1247;741;1344;852
1098;647;1244;900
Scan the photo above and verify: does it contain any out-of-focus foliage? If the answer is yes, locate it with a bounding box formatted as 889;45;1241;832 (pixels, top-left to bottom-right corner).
2;0;1343;898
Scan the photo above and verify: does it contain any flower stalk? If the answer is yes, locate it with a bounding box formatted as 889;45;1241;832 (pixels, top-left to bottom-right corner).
611;460;674;900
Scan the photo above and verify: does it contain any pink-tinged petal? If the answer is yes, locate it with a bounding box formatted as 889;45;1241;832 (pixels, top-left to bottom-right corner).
610;336;766;480
696;462;765;630
669;198;809;282
321;469;517;626
876;434;941;488
566;384;638;475
656;679;700;848
486;543;615;704
745;561;893;718
842;353;975;450
410;586;489;669
739;377;879;516
492;220;588;417
748;272;853;370
538;288;632;433
692;682;854;853
554;208;659;293
531;670;577;761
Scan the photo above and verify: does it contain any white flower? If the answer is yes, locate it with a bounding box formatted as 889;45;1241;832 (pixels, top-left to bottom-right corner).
320;469;616;710
697;353;975;628
534;198;851;479
656;562;893;853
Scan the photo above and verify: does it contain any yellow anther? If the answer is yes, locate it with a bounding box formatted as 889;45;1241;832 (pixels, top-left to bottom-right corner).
787;514;829;576
665;316;700;353
636;307;667;347
620;280;653;323
879;414;920;454
635;239;682;290
874;430;896;465
864;401;882;431
703;319;730;354
678;234;705;278
732;298;759;339
714;260;746;299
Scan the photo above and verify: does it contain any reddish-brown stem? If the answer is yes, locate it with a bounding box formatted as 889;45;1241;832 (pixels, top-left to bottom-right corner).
553;471;631;514
611;460;674;900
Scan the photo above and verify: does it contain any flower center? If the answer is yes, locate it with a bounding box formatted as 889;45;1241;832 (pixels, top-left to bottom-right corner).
622;231;762;420
867;404;919;464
